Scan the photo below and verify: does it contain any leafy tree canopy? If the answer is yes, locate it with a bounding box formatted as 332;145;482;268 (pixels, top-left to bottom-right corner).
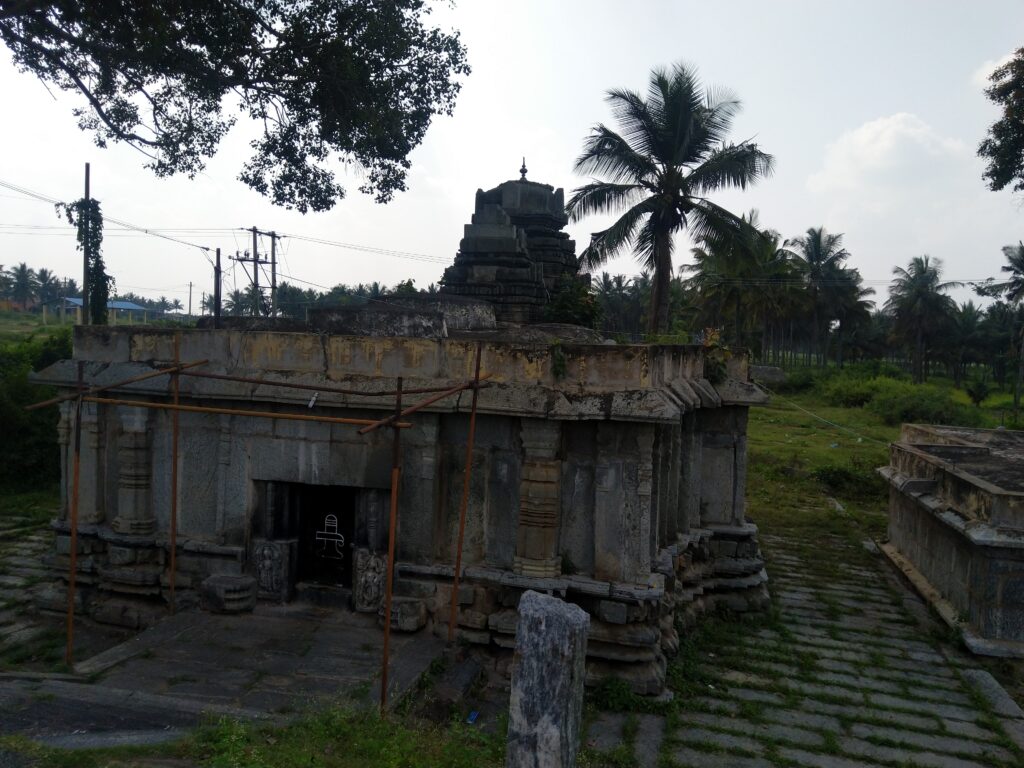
979;47;1024;193
0;0;470;212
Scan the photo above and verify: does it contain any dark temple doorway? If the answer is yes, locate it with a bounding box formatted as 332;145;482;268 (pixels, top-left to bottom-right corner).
293;485;357;588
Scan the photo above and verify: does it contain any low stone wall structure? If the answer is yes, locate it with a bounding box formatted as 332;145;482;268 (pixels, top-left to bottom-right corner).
881;424;1024;657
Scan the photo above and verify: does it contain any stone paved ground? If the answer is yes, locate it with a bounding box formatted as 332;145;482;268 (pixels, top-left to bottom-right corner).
587;533;1024;768
0;516;55;666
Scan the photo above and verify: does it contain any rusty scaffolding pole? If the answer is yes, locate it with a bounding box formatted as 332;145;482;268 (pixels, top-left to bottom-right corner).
448;344;483;643
26;360;208;412
380;378;402;713
64;362;84;666
169;334;181;611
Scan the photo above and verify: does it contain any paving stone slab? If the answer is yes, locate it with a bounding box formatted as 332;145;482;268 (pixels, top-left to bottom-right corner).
718;686;788;706
671;746;773;768
776;591;905;616
960;669;1024;720
777;746;899;767
788;698;944;732
778;624;939;656
753;638;937;671
682;712;825;748
776;584;896;602
585;712;626;753
812;657;961;689
837;736;994;768
847;723;1012;760
673;726;763;754
633;714;664;768
781;609;918;638
0;623;45;650
868;692;980;722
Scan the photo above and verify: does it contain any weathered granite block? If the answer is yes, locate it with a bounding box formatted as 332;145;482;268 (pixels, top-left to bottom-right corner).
506;590;589;768
380;596;427;632
200;574;256;613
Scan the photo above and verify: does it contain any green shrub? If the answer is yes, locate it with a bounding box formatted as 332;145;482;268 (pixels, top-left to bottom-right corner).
822;377;879;407
812;461;887;501
867;380;982;427
839;361;907;380
965;377;991;407
0;327;71;491
774;368;816;393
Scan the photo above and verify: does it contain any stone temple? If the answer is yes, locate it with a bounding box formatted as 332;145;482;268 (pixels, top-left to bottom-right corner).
34;173;769;695
882;424;1024;658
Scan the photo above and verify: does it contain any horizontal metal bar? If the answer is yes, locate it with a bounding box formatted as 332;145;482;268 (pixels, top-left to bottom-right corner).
26;360;209;411
357;373;492;435
180;369;479;397
83;397;412;428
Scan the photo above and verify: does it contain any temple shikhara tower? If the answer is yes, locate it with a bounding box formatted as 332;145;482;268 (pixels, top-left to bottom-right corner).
441;163;579;323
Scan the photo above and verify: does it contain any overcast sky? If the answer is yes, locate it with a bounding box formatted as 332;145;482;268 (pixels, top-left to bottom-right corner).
1;0;1022;309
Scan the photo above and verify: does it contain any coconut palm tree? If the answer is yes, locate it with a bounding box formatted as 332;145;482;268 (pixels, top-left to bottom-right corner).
566;63;774;334
946;301;986;387
885;255;961;383
223;290;247;316
7;263;38;310
0;265;11;299
988;242;1024;410
35;268;59;304
787;227;850;366
828;268;875;368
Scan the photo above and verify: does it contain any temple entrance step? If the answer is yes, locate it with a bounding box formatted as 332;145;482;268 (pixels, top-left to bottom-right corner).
294;582;352;610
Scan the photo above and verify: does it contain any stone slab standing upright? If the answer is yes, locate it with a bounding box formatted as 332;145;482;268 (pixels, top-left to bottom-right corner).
506;590;590;768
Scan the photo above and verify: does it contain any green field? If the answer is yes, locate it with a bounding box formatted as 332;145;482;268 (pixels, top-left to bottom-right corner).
0;310;52;344
747;389;896;544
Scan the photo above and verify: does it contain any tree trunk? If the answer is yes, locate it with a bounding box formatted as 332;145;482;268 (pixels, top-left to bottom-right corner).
914;326;924;384
836;321;844;369
649;232;672;335
1015;326;1024;415
812;306;819;368
734;294;742;348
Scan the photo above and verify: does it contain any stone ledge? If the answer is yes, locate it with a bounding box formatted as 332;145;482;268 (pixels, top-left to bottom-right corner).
880;469;1024;549
880;540;1024;659
398;562;667;604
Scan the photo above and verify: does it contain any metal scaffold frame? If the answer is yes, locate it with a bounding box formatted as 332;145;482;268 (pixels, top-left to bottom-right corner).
28;335;486;713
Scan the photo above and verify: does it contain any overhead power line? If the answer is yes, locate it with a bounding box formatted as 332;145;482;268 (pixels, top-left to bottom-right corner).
0;177;213;261
274;231;448;264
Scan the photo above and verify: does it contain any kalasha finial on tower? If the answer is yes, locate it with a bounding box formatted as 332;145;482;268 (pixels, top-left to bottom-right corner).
520;157;528;181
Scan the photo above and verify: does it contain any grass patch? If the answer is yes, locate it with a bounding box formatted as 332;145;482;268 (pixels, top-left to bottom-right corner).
0;628;65;672
1;708;506;768
0;486;59;531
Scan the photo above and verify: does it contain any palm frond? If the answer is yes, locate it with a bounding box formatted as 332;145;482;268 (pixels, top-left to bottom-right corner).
573;124;659;184
685;143;774;194
684;198;745;247
578;198;655;270
565;181;646;221
605;87;660;159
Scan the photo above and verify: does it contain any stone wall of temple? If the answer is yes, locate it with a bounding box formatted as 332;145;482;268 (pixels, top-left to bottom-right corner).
34;327;769;695
881;425;1024;657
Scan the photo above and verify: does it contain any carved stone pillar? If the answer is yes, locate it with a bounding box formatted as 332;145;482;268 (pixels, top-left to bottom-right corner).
57;401;72;522
111;408;156;536
513;419;562;577
594;423;654;584
79;402;106;525
633;425;654;581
